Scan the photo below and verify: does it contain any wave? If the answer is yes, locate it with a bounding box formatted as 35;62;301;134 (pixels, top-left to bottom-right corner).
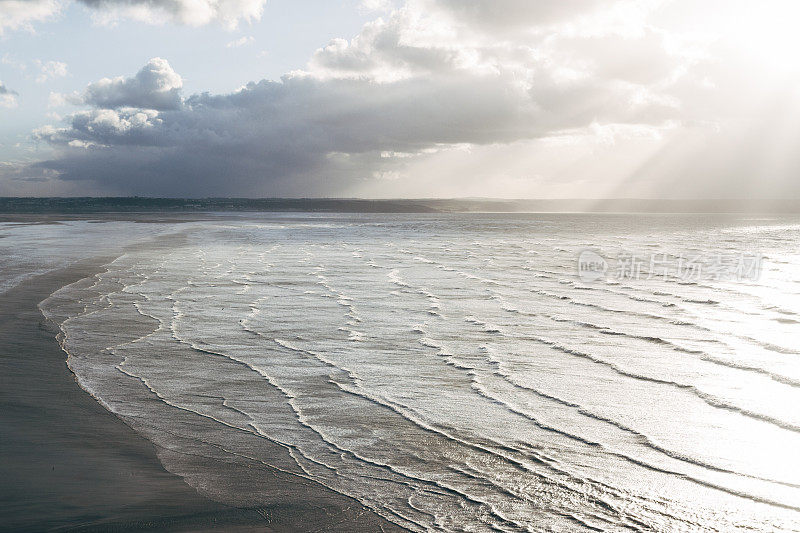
36;217;800;532
483;352;800;491
521;333;800;435
414;331;800;515
468;377;800;513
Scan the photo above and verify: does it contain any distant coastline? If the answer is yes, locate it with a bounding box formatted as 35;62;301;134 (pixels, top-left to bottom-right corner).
1;197;800;214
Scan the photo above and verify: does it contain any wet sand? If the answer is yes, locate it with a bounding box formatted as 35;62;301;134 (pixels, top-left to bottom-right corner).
0;260;403;532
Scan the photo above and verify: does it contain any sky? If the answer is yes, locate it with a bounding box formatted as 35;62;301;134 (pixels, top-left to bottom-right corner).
1;0;799;198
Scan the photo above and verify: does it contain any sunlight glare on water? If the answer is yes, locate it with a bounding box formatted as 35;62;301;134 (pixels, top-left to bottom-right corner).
18;213;800;532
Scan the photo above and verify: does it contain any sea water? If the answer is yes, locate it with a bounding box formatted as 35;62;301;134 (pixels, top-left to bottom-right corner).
14;212;800;531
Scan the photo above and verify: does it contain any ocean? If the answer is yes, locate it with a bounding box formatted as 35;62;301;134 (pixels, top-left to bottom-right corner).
5;212;800;531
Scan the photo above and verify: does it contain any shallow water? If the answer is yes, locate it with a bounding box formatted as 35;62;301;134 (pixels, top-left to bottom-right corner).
23;213;800;531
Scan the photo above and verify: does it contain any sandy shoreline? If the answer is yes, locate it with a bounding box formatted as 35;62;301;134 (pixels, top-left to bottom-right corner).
0;260;403;532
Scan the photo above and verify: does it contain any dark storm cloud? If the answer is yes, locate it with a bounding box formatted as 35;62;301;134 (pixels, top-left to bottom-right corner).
20;0;691;196
11;0;779;197
30;48;677;196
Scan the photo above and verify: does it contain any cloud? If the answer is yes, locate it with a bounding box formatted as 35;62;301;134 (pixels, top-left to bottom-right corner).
48;92;67;107
420;0;606;33
80;57;183;110
226;35;254;48
0;81;19;108
2;53;27;71
77;0;266;28
12;0;800;198
360;0;395;13
0;0;61;34
35;60;69;83
28;39;676;196
0;0;265;33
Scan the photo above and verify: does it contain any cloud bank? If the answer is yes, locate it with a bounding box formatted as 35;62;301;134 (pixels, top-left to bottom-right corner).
7;0;800;198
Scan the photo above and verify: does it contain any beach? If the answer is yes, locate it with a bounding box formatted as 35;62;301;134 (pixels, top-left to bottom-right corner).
2;213;800;531
0;258;403;532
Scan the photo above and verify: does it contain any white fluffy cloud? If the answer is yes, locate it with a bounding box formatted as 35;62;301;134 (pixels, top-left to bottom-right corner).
0;0;61;34
81;57;183;110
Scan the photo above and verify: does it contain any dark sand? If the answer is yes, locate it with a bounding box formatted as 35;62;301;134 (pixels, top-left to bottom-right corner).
0;261;404;532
